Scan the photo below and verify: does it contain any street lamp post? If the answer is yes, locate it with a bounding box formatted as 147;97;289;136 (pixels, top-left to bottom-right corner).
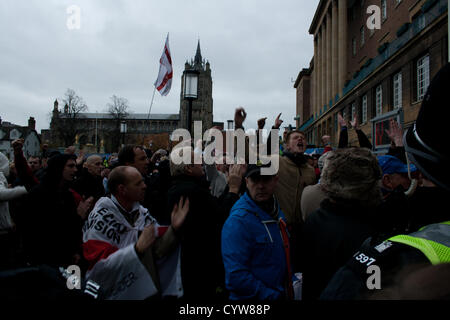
182;70;199;135
95;111;98;152
120;121;127;149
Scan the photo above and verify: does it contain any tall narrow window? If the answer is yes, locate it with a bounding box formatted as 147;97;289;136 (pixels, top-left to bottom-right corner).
376;85;383;117
417;55;430;101
381;0;387;20
352;37;357;56
360;26;365;47
362;95;368;123
393;72;402;109
418;15;426;29
334;113;338;133
351;102;356;121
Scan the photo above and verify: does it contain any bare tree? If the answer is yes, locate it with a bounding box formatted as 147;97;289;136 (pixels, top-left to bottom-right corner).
63;88;88;115
51;88;89;147
107;95;130;151
107;95;130;119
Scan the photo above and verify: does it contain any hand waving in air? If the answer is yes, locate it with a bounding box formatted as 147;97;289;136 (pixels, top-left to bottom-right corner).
350;115;359;130
170;196;190;232
234;107;247;129
257;117;267;130
338;113;347;128
385;119;404;147
274;113;283;129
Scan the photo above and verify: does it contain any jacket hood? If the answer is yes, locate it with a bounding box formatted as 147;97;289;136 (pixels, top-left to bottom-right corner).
0;152;10;177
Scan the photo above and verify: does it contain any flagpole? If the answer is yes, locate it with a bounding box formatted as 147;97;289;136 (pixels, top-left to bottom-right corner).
147;85;157;120
142;86;157;146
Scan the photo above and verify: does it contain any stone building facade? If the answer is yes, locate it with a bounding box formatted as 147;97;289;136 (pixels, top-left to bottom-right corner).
295;0;448;153
46;42;219;153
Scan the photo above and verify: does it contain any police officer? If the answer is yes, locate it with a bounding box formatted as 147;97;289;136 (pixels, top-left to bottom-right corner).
320;63;450;300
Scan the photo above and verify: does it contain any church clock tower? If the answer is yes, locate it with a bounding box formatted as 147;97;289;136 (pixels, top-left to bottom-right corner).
179;41;213;133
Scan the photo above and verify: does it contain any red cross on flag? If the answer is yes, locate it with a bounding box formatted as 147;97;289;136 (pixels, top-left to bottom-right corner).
154;34;173;96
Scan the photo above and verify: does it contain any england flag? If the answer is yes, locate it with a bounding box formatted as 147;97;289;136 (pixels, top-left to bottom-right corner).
154;34;173;96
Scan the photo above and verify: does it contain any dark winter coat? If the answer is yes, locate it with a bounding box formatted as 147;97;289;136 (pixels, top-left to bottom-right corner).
20;154;85;269
166;174;239;300
300;199;379;300
72;168;105;203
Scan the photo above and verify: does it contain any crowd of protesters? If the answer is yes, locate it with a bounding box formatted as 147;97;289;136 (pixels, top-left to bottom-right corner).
0;63;449;300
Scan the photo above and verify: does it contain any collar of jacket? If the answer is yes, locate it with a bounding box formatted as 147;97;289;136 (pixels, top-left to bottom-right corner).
171;174;210;189
79;168;102;181
283;151;307;167
320;198;376;218
111;194;141;225
238;192;284;223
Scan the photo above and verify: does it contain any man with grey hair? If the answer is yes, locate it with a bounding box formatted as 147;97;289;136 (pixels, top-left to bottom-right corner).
72;154;104;204
300;148;383;300
300;151;332;221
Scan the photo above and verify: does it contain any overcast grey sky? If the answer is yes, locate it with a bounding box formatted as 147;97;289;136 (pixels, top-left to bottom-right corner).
0;0;318;133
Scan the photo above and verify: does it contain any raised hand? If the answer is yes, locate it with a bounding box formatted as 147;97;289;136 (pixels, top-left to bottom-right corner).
350;115;359;130
338;113;347;128
76;149;85;165
171;196;190;231
234;107;247;129
12;139;24;154
274;113;283;129
257;117;267;130
385;119;403;147
227;164;247;194
77;196;94;220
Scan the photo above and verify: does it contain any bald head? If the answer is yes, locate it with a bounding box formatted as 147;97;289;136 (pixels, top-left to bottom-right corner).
108;166;132;194
84;155;103;176
108;166;146;202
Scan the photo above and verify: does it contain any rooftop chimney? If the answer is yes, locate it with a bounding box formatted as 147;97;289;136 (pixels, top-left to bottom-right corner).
28;117;36;130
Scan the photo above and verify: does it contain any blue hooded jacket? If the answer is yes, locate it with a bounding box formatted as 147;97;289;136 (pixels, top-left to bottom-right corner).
221;192;288;300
